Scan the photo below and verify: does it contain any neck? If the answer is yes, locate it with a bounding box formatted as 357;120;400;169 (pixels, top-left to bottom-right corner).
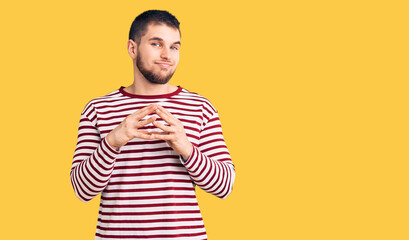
125;81;177;96
124;66;178;95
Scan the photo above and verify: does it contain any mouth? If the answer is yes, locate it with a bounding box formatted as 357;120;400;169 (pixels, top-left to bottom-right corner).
155;62;172;68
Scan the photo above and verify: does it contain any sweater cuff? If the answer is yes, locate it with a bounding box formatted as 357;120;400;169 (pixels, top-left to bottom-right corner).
103;137;121;153
100;137;121;163
180;145;200;169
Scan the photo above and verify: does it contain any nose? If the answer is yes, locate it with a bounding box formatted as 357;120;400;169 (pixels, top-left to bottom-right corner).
160;47;170;60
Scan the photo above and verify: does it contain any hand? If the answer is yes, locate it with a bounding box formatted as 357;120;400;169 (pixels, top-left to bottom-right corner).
106;104;158;150
150;105;193;160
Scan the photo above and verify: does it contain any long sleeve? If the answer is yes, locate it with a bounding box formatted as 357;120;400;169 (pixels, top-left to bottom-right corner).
70;112;120;202
181;111;235;199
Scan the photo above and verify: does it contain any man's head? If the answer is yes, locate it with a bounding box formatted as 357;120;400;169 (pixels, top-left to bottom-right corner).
128;10;181;85
129;10;180;45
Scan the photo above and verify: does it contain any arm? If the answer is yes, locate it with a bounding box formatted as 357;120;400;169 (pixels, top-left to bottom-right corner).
151;105;236;199
70;113;120;202
181;111;235;199
70;104;158;202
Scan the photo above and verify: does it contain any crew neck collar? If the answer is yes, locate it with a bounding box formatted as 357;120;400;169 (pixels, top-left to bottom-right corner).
119;86;183;99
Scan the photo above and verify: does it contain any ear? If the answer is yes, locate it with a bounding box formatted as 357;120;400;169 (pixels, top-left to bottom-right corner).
127;39;137;60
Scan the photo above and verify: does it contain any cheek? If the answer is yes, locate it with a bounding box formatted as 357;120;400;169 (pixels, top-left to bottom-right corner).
139;47;156;61
173;54;180;65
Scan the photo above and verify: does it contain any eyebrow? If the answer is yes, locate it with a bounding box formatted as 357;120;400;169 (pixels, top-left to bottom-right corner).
149;37;181;45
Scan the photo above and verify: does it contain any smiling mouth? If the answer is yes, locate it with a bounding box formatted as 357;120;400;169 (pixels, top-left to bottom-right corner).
156;62;172;68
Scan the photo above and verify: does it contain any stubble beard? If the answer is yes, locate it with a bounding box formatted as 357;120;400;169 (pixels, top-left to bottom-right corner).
136;52;176;85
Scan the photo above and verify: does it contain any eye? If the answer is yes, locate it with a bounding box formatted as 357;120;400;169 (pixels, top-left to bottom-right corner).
151;43;160;47
170;46;179;50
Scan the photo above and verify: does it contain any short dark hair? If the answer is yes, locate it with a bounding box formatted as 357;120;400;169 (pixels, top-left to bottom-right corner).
129;10;180;44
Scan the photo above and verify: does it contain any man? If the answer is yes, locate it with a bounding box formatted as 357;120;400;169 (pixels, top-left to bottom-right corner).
71;10;235;239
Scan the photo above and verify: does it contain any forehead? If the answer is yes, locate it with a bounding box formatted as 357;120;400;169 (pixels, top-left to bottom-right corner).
141;23;181;43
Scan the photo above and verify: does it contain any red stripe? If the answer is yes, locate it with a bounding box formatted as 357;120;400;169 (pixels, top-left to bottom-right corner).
73;152;91;159
186;133;199;140
97;217;203;224
78;124;96;130
126;140;165;146
98;210;201;216
157;105;202;113
101;194;196;201
201;145;228;154
199;138;225;146
107;179;192;186
77;132;99;138
97;105;145;115
166;100;202;108
96;101;152;112
200;131;222;140
103;187;194;193
114;163;184;170
76;139;100;145
100;202;198;208
207;151;230;158
119;147;173;154
115;155;179;162
202;124;221;131
97;224;205;231
95;231;207;238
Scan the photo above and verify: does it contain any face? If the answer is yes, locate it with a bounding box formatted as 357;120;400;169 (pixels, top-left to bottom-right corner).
134;24;181;84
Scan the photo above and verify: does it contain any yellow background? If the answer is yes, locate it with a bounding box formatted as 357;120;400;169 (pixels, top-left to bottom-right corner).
0;0;408;239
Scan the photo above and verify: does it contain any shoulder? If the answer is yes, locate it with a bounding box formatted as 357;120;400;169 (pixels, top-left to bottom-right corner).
81;88;124;116
176;87;218;114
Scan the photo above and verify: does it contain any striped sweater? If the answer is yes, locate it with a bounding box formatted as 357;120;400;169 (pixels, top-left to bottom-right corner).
70;86;235;239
